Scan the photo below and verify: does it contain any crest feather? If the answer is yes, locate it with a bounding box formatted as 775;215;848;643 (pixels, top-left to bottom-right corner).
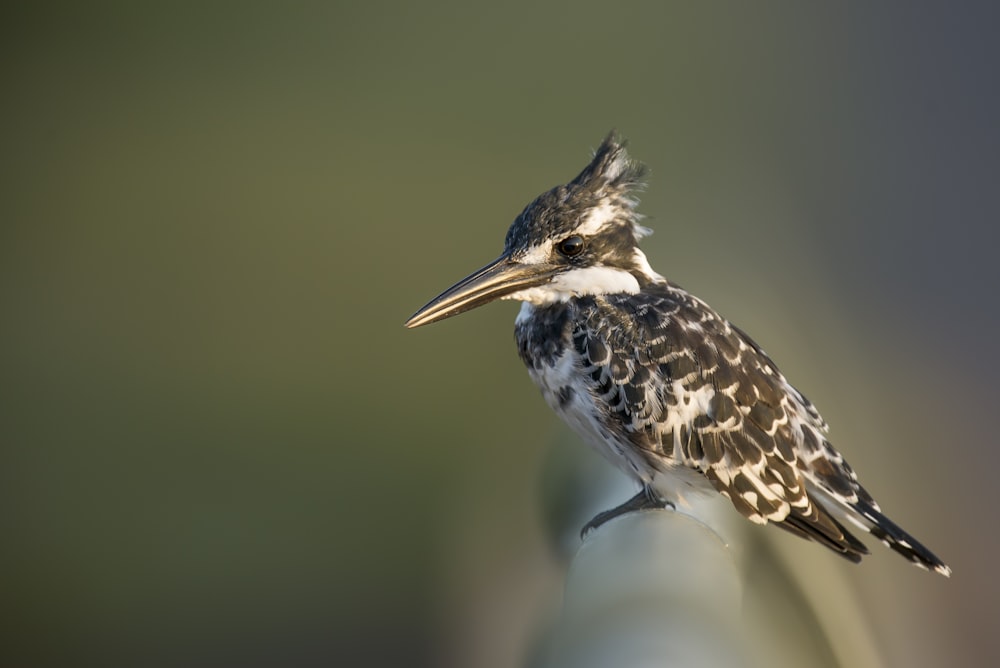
570;131;647;193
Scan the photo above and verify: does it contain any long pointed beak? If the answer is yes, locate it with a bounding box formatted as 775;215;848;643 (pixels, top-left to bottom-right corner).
405;254;559;328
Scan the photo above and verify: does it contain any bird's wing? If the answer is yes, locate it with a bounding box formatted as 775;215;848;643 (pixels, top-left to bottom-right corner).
577;286;870;561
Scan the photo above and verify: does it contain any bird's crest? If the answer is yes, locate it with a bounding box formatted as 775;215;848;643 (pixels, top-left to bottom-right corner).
570;131;648;196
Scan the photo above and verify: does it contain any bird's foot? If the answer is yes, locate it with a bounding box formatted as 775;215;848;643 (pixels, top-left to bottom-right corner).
580;486;674;538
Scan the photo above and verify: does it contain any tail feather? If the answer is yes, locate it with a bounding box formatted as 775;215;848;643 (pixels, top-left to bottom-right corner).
853;500;951;577
773;501;870;564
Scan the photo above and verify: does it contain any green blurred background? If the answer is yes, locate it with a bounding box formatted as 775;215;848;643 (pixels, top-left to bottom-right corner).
3;2;997;666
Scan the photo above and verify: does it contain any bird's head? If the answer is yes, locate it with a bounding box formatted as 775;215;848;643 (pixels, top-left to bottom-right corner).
405;132;663;328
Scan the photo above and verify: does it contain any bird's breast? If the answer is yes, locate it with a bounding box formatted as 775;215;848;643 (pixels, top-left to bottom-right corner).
514;301;663;483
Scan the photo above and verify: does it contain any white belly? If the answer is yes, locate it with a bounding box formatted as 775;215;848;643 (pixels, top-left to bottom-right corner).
528;348;715;504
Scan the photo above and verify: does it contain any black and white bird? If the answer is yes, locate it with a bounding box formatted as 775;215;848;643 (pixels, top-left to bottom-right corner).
405;133;950;576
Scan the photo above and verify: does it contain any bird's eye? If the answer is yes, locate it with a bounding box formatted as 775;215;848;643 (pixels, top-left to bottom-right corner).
557;235;585;258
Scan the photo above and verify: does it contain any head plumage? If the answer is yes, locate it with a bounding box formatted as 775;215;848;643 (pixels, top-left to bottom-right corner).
504;131;652;254
569;131;648;196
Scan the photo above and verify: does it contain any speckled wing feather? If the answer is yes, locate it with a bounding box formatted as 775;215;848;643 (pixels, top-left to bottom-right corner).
569;282;881;562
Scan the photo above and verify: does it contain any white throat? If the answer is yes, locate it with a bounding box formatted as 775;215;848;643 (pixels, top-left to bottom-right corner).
503;265;642;306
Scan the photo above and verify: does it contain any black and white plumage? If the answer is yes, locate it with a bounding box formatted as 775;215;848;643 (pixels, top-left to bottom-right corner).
406;133;950;576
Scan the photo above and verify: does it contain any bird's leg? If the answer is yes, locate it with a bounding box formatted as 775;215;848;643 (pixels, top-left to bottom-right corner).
580;485;674;538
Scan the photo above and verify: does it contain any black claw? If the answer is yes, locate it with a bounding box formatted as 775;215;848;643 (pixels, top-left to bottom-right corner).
580;487;673;538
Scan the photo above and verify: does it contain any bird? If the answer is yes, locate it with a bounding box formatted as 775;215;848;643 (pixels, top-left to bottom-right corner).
405;132;951;576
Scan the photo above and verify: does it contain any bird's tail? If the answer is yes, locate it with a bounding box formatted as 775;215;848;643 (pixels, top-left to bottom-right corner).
773;501;870;564
852;500;952;577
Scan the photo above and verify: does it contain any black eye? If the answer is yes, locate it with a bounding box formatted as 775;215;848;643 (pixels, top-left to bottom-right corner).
557;235;585;258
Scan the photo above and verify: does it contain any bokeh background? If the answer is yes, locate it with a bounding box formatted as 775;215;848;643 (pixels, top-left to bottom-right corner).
3;2;998;666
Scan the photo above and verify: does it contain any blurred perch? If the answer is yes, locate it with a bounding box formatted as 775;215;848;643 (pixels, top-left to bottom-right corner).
535;441;885;668
535;505;886;668
539;510;748;668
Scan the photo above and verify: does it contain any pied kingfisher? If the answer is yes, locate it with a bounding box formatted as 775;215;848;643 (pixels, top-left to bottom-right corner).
405;133;950;576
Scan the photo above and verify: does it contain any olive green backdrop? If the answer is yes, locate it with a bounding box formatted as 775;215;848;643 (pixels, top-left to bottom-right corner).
3;2;997;667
